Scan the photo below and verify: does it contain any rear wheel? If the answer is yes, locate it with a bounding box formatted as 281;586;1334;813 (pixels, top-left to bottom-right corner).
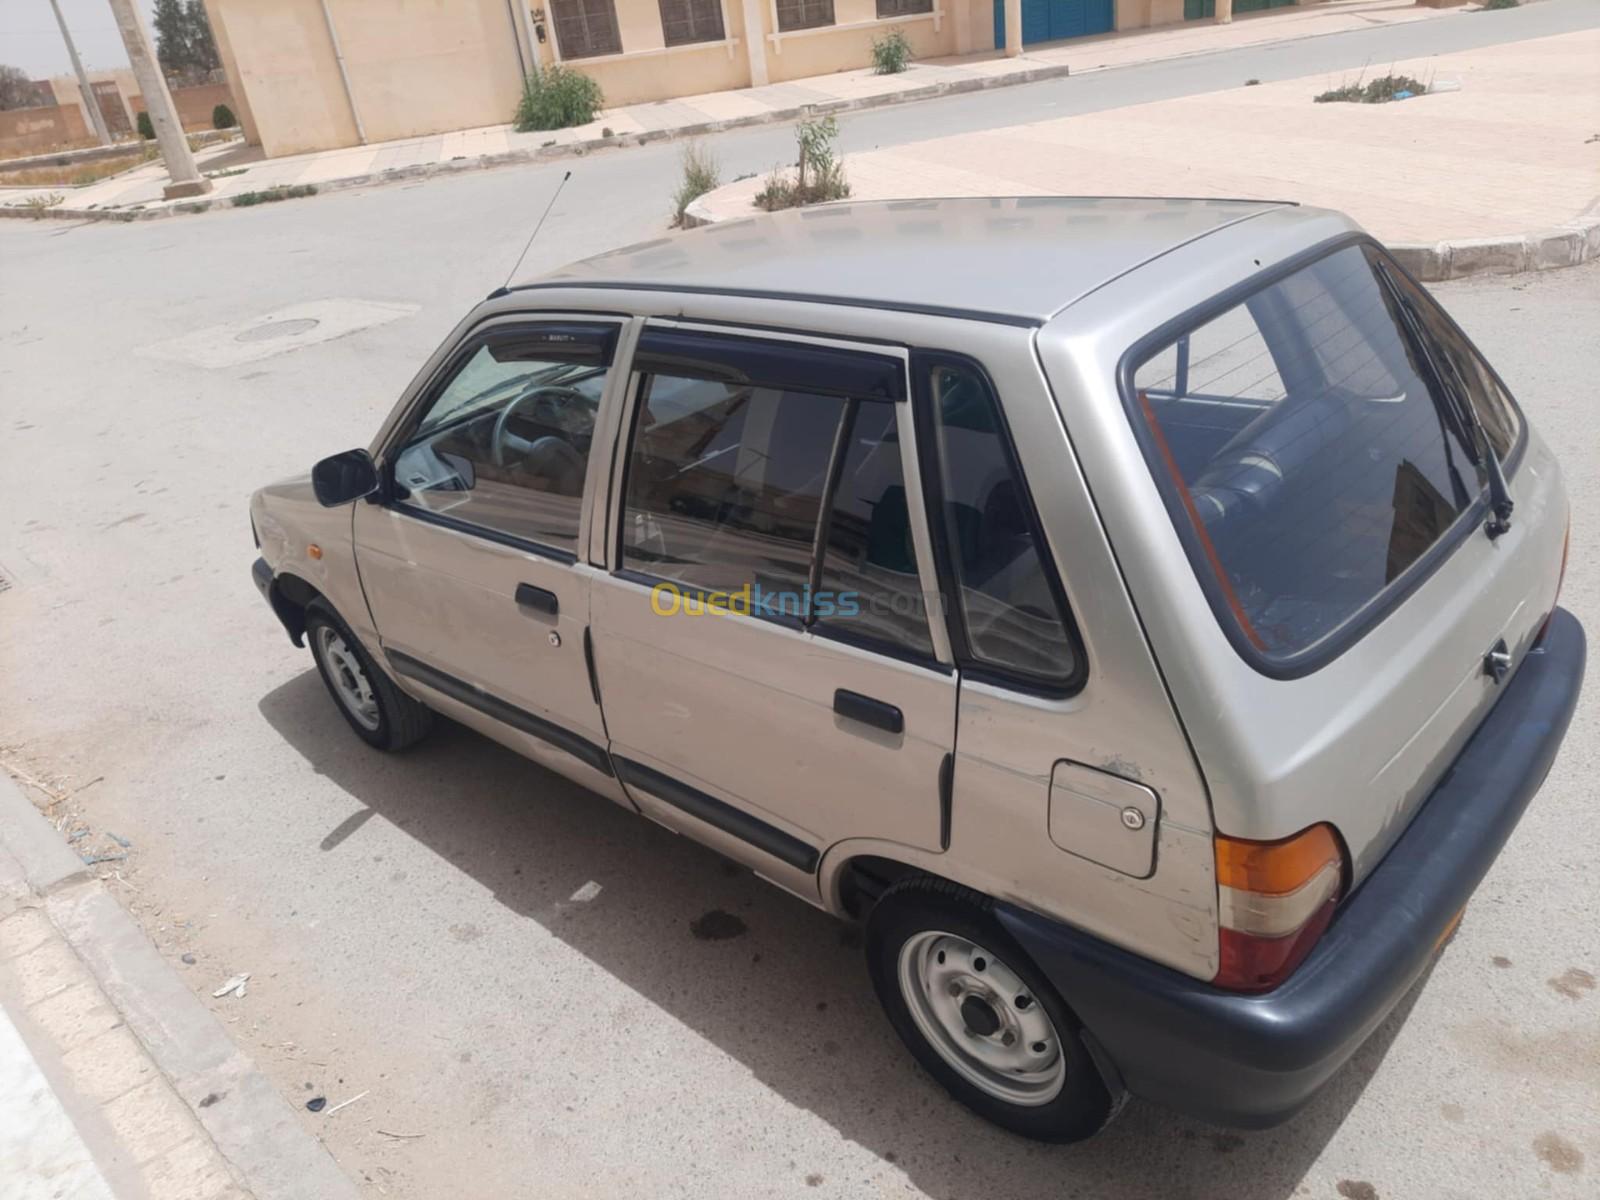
866;877;1123;1142
306;602;432;751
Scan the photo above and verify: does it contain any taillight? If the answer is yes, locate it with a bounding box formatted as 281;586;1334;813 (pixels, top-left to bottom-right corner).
1214;824;1346;992
1537;517;1570;644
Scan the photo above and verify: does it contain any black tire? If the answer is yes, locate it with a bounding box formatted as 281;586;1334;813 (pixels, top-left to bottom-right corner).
865;876;1123;1142
305;601;433;751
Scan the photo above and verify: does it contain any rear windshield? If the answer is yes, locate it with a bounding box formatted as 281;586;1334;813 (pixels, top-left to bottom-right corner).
1128;243;1520;666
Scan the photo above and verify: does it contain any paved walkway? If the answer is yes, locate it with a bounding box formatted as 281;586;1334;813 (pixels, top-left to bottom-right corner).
694;31;1600;254
0;0;1458;216
0;1005;116;1200
0;773;362;1200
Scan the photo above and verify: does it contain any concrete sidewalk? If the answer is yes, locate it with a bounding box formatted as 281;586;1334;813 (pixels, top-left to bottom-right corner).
689;30;1600;280
0;774;361;1200
0;0;1459;220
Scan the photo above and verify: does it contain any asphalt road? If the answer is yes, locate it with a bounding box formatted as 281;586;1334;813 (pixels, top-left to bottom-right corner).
3;16;1599;1197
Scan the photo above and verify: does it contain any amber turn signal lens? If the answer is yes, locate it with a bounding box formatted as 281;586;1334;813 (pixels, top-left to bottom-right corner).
307;543;323;560
1214;824;1347;993
1216;824;1342;896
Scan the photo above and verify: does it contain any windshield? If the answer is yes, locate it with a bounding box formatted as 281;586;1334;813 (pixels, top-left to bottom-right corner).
1128;243;1518;665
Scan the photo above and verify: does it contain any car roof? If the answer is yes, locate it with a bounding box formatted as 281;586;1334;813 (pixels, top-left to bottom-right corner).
519;197;1299;325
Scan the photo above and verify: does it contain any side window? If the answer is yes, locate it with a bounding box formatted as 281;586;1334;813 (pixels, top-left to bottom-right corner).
392;324;614;555
621;331;935;659
623;375;841;602
550;0;622;58
927;362;1079;684
814;400;932;657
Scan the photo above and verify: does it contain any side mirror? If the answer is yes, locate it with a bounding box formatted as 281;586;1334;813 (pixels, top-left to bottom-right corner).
311;449;379;507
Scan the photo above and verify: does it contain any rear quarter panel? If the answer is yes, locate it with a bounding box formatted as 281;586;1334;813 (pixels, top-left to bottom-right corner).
1037;210;1571;877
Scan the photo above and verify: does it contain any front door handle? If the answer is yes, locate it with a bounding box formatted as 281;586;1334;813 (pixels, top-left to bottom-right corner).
833;689;903;735
515;583;558;616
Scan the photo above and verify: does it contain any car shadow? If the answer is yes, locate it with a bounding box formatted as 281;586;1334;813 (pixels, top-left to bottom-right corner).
260;668;1429;1200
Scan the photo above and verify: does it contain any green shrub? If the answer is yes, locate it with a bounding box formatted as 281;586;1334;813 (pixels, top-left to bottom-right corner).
513;65;603;132
672;141;720;226
1314;73;1430;104
1479;0;1518;8
871;29;912;75
136;111;155;140
754;115;850;212
212;103;237;129
231;183;317;208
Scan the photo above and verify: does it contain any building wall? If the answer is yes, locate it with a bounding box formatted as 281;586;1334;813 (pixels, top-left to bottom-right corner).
129;82;241;131
202;0;263;146
207;0;362;155
1115;0;1189;29
45;70;240;138
760;2;959;86
329;0;528;142
210;0;530;155
208;0;1307;158
0;105;92;158
543;0;752;107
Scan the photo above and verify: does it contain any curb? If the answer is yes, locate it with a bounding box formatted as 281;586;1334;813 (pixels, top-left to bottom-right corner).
682;194;1600;284
1386;201;1600;281
0;63;1075;225
0;774;362;1200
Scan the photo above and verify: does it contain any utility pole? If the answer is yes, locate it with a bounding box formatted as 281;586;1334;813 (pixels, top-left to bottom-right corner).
105;0;211;198
47;0;114;146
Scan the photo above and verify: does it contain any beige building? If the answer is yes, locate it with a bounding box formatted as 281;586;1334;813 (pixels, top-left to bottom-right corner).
202;0;1309;158
46;69;238;139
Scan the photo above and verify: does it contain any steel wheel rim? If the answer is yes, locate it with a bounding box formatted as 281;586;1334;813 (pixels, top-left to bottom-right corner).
897;930;1066;1107
316;626;380;731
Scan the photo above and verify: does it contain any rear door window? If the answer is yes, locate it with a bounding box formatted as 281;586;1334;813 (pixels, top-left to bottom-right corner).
620;329;935;660
1128;243;1512;666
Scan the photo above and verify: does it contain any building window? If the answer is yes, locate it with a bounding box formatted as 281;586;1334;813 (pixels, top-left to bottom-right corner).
775;0;835;33
875;0;931;16
658;0;726;46
551;0;622;59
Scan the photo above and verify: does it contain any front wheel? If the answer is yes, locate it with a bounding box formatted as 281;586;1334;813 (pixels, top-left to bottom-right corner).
306;602;432;751
865;877;1123;1142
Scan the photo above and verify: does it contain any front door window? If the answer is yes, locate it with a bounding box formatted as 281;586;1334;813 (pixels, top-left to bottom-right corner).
391;324;615;557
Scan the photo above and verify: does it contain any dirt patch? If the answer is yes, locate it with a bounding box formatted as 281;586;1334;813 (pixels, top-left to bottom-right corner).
1336;1182;1379;1200
1533;1132;1583;1174
0;149;155;188
1547;967;1595;1000
690;909;747;940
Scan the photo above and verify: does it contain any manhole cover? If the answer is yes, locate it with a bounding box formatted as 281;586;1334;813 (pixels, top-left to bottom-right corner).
236;318;320;343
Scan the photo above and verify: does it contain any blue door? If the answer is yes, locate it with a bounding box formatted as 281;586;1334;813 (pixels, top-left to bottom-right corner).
996;0;1113;47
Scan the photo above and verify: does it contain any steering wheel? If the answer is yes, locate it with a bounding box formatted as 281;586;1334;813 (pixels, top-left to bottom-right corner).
491;385;590;468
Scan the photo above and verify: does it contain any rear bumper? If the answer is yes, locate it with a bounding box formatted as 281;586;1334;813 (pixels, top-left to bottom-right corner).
997;607;1586;1129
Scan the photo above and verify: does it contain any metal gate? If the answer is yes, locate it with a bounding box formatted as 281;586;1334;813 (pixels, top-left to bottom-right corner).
995;0;1114;47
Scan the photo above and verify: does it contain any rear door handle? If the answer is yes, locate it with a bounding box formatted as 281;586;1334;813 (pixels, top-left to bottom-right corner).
515;583;558;615
833;689;903;735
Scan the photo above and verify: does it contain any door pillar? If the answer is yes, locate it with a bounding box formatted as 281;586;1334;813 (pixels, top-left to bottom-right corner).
1215;0;1233;22
1004;0;1023;55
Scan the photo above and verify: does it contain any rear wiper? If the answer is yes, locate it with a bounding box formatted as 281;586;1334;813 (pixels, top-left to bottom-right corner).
1377;262;1514;539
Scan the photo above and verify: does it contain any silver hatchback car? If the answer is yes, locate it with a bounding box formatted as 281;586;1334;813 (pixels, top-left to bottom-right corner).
251;198;1584;1141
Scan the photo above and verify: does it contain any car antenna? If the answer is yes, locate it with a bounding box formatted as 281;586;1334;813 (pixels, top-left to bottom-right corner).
492;170;572;298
